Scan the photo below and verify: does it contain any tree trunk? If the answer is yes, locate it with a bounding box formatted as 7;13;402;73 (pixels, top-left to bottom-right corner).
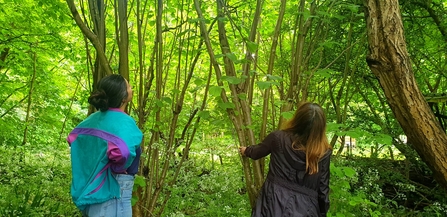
66;0;111;76
116;0;129;79
364;0;447;190
145;0;164;212
279;0;310;125
260;0;286;177
20;51;37;162
59;75;82;141
66;0;112;115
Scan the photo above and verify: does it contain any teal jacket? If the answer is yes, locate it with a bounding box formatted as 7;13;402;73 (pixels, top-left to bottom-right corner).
67;109;142;210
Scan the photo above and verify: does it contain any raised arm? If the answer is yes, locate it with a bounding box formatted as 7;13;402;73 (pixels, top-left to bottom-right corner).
240;131;278;160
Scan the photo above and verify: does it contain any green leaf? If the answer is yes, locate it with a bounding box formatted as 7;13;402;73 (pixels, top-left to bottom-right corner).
341;180;351;189
256;81;271;90
342;167;356;178
266;74;283;81
218;102;235;110
326;123;345;133
209;86;223;97
162;97;172;104
194;78;204;86
225;53;239;63
221;76;243;84
344;129;362;139
187;18;199;23
249;70;257;76
243;124;254;130
198;110;211;119
332;166;344;178
215;53;225;59
246;41;258;53
346;3;360;13
134;175;146;188
335;213;346;217
155;99;164;107
315;69;333;78
131;196;139;206
172;89;181;94
217;17;228;22
349;200;358;206
374;133;392;146
238;93;247;100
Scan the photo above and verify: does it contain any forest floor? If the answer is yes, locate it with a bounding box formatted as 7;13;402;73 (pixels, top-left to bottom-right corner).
0;145;446;216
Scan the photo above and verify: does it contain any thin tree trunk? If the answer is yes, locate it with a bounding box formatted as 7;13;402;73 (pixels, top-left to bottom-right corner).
331;16;355;156
134;0;148;215
59;75;82;141
194;0;260;207
146;0;163;212
0;95;28;118
66;0;112;76
217;0;265;207
279;0;315;126
21;52;37;147
117;0;129;79
259;0;286;177
0;84;27;108
263;0;285;134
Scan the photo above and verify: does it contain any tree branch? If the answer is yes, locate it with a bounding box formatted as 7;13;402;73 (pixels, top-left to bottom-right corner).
65;0;112;75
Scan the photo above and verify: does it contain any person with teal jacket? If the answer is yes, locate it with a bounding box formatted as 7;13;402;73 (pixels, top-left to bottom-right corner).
67;74;143;217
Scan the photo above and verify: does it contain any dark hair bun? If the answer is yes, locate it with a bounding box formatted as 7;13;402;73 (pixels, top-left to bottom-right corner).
88;89;109;111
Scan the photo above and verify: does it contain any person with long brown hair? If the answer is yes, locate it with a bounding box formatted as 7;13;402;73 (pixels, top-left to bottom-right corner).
240;102;332;217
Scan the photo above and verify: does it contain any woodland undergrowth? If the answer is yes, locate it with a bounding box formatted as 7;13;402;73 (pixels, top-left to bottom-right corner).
0;143;446;217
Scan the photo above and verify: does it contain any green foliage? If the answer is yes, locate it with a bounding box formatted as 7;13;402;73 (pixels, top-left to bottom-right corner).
209;86;224;97
0;187;62;217
0;146;80;216
328;162;384;216
163;156;250;216
1;0;447;216
246;41;258;53
131;175;146;206
329;157;447;217
221;75;246;85
1;136;447;216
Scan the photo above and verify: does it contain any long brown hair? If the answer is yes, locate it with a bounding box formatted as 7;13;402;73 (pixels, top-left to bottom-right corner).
281;102;331;174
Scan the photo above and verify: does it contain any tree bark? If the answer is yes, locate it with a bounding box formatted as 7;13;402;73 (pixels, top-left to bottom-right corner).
364;0;447;190
116;0;129;79
145;0;164;212
194;0;262;207
66;0;112;76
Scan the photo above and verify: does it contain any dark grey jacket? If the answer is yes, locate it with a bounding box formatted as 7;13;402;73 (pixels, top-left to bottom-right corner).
245;130;332;217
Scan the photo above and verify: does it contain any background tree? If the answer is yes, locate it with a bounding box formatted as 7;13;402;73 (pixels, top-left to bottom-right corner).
363;0;447;189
